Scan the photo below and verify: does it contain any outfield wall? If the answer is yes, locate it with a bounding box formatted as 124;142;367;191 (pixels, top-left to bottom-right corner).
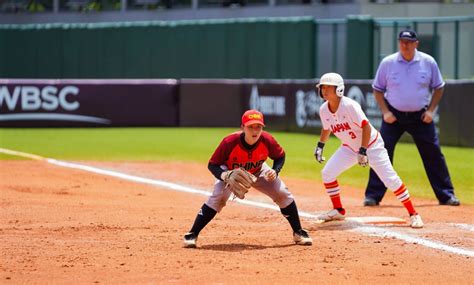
0;78;472;147
0;79;179;127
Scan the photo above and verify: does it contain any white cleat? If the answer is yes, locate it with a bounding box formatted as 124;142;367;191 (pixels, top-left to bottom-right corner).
317;209;345;223
183;232;197;248
410;214;424;229
293;229;313;246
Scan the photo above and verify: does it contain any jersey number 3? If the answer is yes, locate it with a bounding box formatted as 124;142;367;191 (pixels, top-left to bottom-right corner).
349;131;357;139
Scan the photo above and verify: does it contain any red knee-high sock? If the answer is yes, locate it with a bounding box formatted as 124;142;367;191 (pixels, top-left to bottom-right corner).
324;180;345;215
393;184;417;215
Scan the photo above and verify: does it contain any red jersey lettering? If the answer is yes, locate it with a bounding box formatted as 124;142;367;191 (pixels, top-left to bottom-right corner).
330;122;352;134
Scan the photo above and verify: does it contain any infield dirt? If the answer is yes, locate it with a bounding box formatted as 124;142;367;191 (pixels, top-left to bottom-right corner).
1;160;472;284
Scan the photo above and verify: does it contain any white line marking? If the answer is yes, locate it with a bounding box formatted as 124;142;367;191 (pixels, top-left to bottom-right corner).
1;147;473;257
450;223;474;232
47;158;212;196
47;159;404;224
0;148;46;160
355;226;474;257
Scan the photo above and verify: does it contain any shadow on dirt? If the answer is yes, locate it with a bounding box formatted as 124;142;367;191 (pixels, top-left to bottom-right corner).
198;243;295;252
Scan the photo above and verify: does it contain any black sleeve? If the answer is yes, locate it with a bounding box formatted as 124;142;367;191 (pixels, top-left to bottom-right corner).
272;154;285;175
208;162;225;181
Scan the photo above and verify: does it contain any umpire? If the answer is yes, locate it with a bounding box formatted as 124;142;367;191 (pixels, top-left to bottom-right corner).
364;29;460;206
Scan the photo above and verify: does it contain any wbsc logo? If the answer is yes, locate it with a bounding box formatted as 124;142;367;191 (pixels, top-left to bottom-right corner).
0;85;110;124
0;85;80;111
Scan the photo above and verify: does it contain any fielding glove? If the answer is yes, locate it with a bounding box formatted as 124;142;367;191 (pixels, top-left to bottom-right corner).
221;168;257;199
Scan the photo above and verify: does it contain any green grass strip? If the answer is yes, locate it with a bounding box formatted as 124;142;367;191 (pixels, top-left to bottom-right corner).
1;127;472;204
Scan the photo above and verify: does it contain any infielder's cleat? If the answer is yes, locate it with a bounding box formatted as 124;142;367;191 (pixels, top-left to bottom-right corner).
183;232;197;248
317;209;345;222
409;214;424;228
293;229;313;246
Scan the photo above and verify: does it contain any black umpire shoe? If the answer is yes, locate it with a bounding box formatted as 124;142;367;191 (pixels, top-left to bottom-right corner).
439;196;461;206
363;197;379;206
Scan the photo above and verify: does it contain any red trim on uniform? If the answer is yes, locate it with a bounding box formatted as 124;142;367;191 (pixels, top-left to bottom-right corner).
394;187;407;197
400;196;410;203
330;195;343;210
391;183;417;215
402;199;417;215
343;132;379;153
324;180;339;188
352;120;369;128
342;144;357;153
394;184;406;196
367;131;379;148
394;183;406;192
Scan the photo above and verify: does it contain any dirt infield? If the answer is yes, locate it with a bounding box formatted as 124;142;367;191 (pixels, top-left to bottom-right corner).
1;160;473;284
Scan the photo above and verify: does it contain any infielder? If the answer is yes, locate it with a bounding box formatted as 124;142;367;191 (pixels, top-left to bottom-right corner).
314;73;424;228
183;109;313;248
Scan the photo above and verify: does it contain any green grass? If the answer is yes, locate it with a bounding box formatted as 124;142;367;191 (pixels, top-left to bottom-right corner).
1;127;473;204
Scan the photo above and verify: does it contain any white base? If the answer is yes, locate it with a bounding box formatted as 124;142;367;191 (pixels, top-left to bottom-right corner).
314;216;406;225
347;216;406;225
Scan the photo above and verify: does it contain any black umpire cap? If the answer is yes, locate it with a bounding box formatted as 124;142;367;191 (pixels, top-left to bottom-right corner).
398;29;418;41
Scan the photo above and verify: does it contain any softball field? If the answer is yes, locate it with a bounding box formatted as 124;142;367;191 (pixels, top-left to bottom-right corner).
0;147;472;284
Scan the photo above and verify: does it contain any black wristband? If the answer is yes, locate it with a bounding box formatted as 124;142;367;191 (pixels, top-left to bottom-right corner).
358;147;367;155
317;142;325;149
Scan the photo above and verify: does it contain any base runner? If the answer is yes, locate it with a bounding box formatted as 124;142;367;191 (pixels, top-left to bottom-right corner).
313;73;424;228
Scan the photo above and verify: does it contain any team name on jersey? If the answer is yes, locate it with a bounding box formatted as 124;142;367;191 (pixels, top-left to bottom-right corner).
232;159;265;172
331;122;351;134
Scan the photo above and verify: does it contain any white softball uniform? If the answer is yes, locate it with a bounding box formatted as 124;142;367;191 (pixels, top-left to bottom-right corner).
319;97;403;191
206;163;294;212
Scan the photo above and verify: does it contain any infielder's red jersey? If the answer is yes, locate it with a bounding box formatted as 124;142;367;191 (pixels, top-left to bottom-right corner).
209;131;284;175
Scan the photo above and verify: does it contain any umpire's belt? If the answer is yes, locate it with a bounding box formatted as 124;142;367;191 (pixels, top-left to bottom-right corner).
386;101;426;118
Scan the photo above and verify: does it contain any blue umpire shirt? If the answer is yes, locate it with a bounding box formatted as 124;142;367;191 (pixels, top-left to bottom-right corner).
373;49;445;112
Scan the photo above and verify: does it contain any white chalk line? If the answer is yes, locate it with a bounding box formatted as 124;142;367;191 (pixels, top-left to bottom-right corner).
450;223;474;232
354;227;474;257
1;147;473;258
0;148;46;161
